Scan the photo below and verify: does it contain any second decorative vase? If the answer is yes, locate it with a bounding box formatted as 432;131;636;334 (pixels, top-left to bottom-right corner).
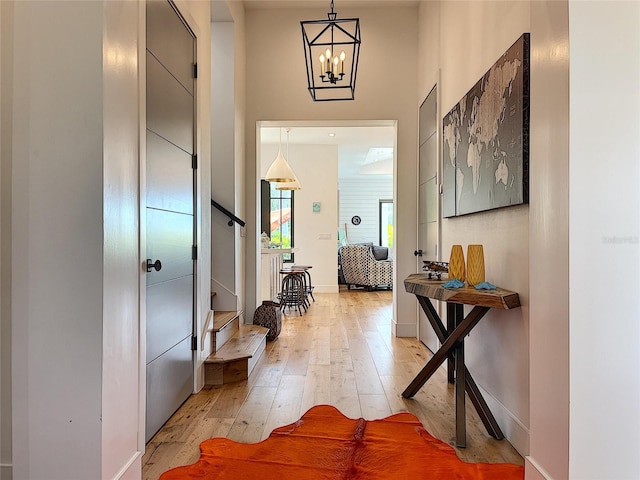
448;245;466;282
466;244;485;286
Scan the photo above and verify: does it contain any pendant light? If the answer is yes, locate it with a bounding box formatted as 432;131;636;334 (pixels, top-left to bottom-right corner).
265;128;297;183
301;0;361;101
276;129;302;191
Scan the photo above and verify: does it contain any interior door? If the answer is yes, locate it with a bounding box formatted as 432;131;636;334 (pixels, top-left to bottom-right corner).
417;85;440;352
145;0;196;442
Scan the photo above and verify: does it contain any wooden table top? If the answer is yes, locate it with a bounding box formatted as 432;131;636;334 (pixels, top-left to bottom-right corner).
404;273;520;310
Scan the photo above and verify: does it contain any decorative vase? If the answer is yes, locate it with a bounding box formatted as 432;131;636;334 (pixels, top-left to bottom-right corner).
466;244;485;286
261;232;270;249
448;245;465;282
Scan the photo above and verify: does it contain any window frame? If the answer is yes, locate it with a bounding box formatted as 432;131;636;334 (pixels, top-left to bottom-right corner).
261;180;295;263
379;199;393;248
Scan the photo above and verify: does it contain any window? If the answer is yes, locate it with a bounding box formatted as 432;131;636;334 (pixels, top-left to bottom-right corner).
379;199;393;248
261;180;294;262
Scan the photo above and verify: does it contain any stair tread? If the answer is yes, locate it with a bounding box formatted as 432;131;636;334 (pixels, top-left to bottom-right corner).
205;324;269;364
213;310;241;332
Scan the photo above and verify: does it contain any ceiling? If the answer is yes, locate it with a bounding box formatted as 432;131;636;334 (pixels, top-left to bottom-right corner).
260;125;395;179
212;0;419;21
243;0;419;9
212;0;401;179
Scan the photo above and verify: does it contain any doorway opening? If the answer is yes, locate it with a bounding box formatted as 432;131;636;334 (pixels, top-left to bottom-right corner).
256;120;397;317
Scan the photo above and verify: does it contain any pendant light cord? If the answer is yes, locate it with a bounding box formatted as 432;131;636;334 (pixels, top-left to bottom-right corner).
286;129;290;159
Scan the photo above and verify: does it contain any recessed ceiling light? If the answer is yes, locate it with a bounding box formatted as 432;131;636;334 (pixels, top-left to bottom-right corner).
328;133;336;137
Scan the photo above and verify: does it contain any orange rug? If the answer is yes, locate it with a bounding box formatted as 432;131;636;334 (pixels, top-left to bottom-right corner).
160;405;523;479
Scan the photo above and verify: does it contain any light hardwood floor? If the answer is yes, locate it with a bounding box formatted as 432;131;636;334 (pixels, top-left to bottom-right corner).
142;288;524;479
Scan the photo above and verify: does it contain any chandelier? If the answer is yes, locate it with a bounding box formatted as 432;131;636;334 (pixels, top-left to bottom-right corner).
301;0;361;102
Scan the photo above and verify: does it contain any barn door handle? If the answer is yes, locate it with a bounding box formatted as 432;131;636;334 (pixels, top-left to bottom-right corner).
146;259;162;272
414;250;423;257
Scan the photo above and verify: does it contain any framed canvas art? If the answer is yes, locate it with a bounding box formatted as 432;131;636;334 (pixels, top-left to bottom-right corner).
443;33;530;217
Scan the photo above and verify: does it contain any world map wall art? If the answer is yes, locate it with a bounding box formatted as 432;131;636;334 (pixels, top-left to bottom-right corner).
443;33;530;217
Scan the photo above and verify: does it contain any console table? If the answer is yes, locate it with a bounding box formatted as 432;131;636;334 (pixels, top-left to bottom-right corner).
403;273;521;447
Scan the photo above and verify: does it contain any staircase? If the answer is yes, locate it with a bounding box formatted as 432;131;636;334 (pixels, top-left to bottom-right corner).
202;305;268;386
207;197;264;385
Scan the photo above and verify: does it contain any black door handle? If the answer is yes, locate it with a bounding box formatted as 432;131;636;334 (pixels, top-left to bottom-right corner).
146;259;162;272
414;250;423;257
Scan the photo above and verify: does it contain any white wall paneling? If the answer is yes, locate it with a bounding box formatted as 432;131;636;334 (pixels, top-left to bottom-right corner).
338;177;393;247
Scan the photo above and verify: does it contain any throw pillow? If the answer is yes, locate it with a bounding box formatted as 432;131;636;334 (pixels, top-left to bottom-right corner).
371;246;389;261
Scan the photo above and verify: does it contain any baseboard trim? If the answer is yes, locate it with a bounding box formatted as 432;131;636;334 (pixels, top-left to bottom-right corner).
476;385;529;457
394;321;417;337
1;463;12;480
110;451;141;480
525;456;554;480
313;285;338;294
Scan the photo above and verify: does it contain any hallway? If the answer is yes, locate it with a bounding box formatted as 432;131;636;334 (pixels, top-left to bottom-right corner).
143;289;523;479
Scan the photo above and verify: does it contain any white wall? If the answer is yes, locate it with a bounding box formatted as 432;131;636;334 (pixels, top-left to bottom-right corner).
11;3;105;477
527;1;570;478
0;2;11;478
102;2;142;478
3;1;212;478
228;0;247;317
417;0;439;101
568;2;640;478
418;0;531;455
211;21;238;301
245;5;418;336
338;177;393;246
261;143;339;293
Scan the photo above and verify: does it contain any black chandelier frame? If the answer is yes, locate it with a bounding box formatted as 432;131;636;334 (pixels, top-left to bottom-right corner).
300;1;361;102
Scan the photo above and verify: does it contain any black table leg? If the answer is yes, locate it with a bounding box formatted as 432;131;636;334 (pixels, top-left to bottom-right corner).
403;296;504;444
416;297;504;440
446;303;456;384
402;304;489;398
465;371;504;440
453;303;466;447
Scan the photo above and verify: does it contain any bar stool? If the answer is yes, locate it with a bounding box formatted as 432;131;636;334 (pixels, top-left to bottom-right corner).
282;265;314;303
277;271;307;316
302;268;315;302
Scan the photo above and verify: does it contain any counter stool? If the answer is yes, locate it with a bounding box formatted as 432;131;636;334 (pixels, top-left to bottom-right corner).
282;265;314;303
295;266;314;302
277;271;307;316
